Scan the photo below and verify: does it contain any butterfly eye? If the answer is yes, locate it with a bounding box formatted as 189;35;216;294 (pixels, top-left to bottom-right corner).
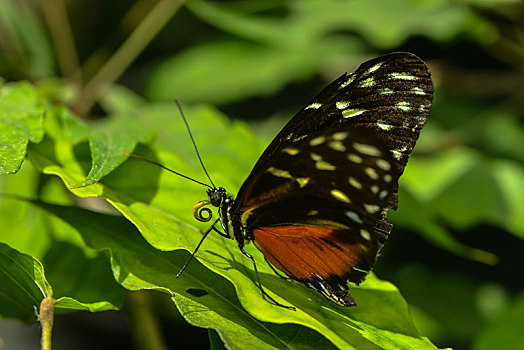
193;200;213;222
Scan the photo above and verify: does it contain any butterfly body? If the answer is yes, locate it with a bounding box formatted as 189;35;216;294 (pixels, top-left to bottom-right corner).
194;52;433;307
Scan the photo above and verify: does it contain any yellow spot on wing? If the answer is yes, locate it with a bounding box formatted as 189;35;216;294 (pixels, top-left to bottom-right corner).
354;142;382;156
316;161;336;171
360;229;371;240
330;189;351;203
365;167;379;180
328;141;346;151
348;153;362;163
282;147;300;155
364;203;380;214
348;177;362;189
296;177;310;187
332;132;348;140
342;109;365;118
376;159;391;170
310;153;322;161
309;136;326;146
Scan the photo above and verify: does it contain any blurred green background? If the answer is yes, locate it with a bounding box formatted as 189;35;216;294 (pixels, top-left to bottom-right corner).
1;0;523;349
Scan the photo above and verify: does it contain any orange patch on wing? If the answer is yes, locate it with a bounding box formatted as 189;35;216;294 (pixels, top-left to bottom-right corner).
252;225;370;282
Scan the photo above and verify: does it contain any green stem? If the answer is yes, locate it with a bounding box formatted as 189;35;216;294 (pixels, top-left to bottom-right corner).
74;0;184;116
40;0;82;83
125;291;168;350
40;296;56;350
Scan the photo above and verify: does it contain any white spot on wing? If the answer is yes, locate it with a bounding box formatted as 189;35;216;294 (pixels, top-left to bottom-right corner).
396;101;411;111
411;87;426;95
336;101;350;110
389;72;417;80
377;120;394;131
305;102;322;110
345;210;363;224
367;62;383;74
378;88;395;95
359;77;376;88
376;159;391;170
364;203;380;214
342;109;365;118
339;74;355;88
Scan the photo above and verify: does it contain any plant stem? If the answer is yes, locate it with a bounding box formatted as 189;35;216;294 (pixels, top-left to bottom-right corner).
125;290;168;350
74;0;184;116
40;0;82;83
40;296;56;350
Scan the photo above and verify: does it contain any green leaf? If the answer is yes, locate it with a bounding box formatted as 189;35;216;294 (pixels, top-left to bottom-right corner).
188;0;478;49
0;242;51;322
473;292;524;350
30;200;437;349
0;0;55;78
42;241;124;312
492;160;524;238
0;81;44;174
146;40;362;104
40;105;154;187
54;297;118;313
391;189;497;265
402;148;479;202
81;111;154;187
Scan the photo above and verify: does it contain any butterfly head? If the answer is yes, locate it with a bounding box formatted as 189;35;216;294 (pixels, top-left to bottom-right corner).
192;187;230;223
208;187;227;207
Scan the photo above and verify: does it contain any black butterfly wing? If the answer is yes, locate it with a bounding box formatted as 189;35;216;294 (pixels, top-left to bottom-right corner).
230;52;433;306
238;128;400;306
239;52;433;193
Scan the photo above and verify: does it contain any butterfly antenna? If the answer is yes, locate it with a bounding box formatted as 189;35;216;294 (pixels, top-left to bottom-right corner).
122;152;213;189
175;100;216;189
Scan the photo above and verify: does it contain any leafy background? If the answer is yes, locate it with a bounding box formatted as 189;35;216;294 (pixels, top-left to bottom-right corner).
1;0;523;349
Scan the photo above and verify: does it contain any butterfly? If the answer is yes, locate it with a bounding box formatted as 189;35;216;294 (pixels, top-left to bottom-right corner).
128;52;433;309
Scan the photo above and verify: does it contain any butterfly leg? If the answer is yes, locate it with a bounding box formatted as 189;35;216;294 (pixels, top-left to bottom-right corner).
211;225;230;238
238;246;296;310
264;257;292;281
176;218;221;278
